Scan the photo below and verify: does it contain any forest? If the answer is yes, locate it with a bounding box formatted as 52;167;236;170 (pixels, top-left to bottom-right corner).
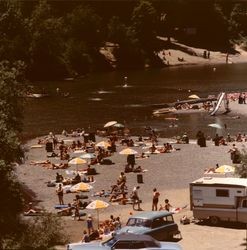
1;0;247;80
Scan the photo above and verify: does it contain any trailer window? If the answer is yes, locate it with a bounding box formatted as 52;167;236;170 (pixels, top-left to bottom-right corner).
216;189;229;197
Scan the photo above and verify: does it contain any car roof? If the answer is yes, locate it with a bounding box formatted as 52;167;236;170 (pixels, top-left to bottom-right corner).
128;211;173;220
115;233;156;242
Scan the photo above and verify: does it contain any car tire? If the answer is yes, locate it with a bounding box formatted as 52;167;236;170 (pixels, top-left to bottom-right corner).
209;216;219;225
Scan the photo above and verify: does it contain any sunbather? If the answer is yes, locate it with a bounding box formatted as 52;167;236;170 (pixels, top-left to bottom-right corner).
30;160;51;165
57;203;74;216
24;202;44;215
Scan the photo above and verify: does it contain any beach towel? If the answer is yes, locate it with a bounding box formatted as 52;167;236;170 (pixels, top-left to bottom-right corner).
72;210;87;217
54;204;69;209
171;204;188;214
31;145;43;148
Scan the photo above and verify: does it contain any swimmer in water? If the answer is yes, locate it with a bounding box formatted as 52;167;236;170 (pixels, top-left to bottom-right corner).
123;76;128;87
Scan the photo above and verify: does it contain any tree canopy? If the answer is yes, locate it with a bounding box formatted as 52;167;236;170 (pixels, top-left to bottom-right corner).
0;0;247;79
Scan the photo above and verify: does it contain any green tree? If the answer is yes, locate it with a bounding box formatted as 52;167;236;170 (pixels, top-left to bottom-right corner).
28;0;67;80
131;0;158;49
107;16;128;44
10;213;68;250
64;40;91;76
0;61;26;163
0;61;26;248
0;1;29;62
66;4;102;48
229;3;247;39
64;4;104;75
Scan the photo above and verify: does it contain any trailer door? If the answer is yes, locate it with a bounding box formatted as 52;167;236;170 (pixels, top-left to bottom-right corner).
237;199;247;223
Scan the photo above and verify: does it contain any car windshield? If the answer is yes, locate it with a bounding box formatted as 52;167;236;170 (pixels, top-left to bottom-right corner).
126;218;152;227
102;237;161;249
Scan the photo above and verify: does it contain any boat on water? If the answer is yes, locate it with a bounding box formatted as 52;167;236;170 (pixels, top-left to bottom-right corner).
25;93;50;98
153;107;177;115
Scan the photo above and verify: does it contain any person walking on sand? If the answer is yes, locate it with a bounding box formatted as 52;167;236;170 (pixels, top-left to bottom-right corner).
152;188;160;211
56;183;64;205
131;186;142;211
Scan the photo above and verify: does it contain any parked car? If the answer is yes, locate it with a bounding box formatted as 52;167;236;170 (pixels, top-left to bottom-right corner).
115;211;181;241
67;233;182;250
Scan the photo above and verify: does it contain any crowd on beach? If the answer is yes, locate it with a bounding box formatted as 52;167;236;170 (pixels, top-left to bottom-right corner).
23;100;247;244
25;124;190;241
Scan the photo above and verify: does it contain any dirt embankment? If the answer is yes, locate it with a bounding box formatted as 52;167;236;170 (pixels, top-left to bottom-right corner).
100;38;247;69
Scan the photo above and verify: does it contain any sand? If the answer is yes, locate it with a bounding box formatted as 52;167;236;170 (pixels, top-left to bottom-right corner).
17;99;247;250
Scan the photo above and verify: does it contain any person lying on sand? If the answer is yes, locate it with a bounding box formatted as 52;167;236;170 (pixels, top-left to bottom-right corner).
109;192;127;204
92;189;111;197
30;160;51;165
57;203;74;216
24;202;44;216
43;163;68;170
136;152;149;159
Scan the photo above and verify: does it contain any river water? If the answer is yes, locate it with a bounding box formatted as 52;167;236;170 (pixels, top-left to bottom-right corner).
23;63;247;140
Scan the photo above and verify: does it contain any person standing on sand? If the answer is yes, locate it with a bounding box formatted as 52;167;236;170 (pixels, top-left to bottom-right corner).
56;183;64;205
152;188;160;211
131;186;142;211
87;214;94;234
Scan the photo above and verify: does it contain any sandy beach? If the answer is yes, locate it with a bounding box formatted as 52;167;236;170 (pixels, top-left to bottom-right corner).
17;99;247;250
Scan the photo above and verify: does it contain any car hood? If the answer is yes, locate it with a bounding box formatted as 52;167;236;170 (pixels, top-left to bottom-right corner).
116;226;149;235
67;242;105;250
160;242;183;250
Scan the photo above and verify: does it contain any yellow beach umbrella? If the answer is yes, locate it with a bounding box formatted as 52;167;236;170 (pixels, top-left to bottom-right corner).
119;148;138;155
70;182;93;192
86;200;109;209
86;200;109;227
69;158;87;165
69;157;87;171
96;141;111;148
215;165;235;173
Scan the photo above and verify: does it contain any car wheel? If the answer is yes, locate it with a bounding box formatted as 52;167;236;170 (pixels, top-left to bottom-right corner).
209;216;219;225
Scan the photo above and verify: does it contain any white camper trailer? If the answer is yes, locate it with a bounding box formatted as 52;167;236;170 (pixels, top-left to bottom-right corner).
190;177;247;224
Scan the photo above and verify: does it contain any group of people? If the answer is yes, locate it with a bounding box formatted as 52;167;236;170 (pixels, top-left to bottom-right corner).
151;188;173;212
81;214;122;243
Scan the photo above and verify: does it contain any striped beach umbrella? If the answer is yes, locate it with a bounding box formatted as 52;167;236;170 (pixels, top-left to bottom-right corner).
119;148;138;155
96;141;111;148
86;200;109;227
69;158;87;165
70;182;93;192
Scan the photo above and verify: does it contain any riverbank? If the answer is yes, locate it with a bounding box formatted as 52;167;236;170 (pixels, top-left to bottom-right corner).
17;128;247;249
156;41;247;67
102;39;247;69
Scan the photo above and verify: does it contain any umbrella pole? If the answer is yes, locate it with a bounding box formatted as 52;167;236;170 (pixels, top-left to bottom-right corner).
97;209;99;229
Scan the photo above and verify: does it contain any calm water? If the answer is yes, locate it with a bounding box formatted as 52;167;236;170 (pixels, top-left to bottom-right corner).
23;63;247;139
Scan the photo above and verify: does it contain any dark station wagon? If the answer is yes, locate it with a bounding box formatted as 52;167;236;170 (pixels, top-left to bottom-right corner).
115;211;181;241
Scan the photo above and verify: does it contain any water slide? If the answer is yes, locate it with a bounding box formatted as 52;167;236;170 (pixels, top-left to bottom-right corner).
210;92;226;116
